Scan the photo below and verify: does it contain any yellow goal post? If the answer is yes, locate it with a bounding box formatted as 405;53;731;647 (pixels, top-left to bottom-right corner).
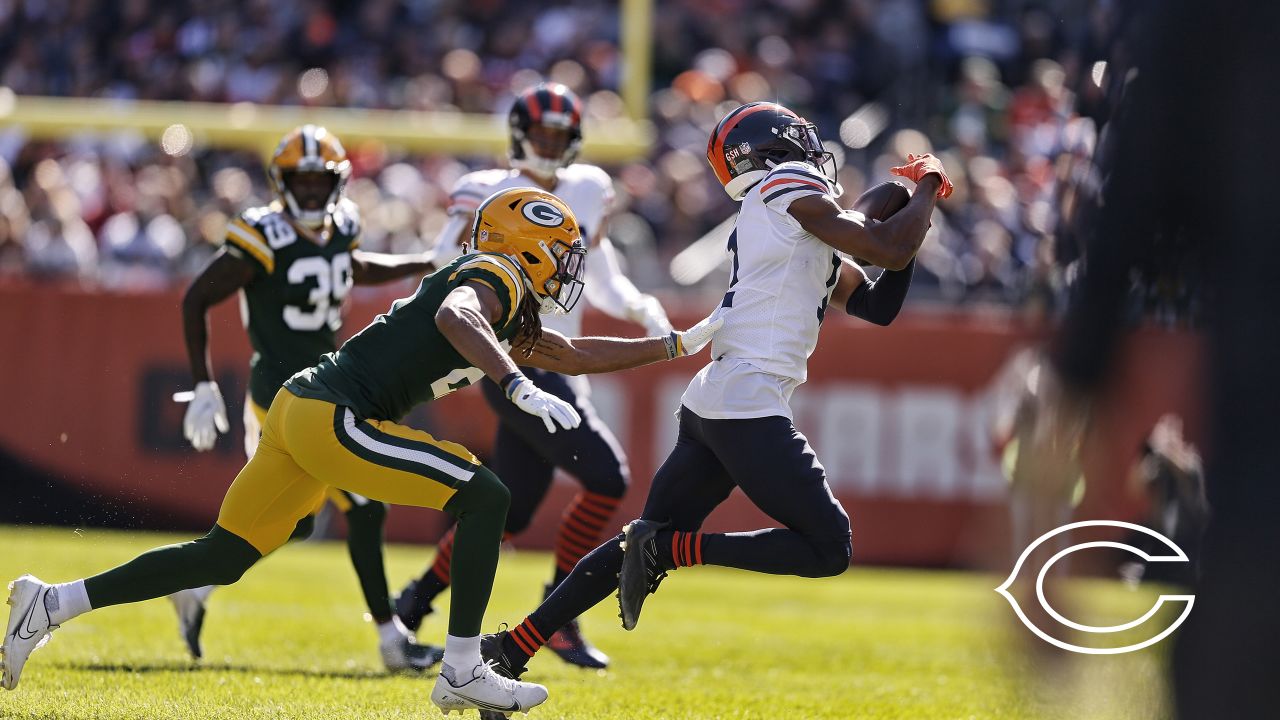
0;0;654;163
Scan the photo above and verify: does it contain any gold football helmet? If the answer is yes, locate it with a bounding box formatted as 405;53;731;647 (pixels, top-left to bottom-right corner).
268;124;351;228
471;187;586;314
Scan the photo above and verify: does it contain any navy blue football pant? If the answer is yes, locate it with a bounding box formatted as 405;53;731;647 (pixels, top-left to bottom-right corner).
527;405;852;636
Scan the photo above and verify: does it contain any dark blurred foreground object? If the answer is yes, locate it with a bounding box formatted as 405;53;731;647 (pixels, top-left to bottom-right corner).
1046;1;1280;717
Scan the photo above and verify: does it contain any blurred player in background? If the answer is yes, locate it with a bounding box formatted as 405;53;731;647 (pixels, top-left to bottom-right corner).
174;124;439;670
395;83;672;669
1;187;723;714
476;103;952;688
1119;414;1206;587
989;347;1084;564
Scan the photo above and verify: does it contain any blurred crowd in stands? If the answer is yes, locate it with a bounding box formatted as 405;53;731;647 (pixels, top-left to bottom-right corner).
0;0;1171;315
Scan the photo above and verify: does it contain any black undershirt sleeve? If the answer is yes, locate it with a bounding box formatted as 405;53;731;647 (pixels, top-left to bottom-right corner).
844;258;915;326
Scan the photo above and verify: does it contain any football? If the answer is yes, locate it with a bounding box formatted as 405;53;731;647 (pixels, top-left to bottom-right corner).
848;180;912;265
851;180;911;222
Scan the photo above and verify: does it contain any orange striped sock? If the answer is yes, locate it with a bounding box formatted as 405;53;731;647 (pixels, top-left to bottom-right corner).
554;491;621;575
669;531;704;568
508;617;549;659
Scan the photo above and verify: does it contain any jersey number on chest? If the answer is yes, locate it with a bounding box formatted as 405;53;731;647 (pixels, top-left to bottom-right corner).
282;254;353;332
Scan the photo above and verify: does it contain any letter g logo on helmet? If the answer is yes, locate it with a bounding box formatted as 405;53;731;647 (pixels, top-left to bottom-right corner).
996;520;1195;655
521;200;565;227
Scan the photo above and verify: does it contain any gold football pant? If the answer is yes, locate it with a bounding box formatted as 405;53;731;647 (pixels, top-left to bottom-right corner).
221;389;478;555
85;388;506;636
245;396;365;515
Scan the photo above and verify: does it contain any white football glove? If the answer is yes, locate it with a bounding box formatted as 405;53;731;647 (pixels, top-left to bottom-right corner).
628;294;674;336
506;376;582;434
181;381;229;451
667;307;725;358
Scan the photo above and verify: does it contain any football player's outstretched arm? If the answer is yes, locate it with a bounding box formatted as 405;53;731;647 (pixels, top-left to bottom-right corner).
516;315;722;376
788;174;940;270
182;249;255;384
790;154;952;270
179;248;253;450
351;250;436;285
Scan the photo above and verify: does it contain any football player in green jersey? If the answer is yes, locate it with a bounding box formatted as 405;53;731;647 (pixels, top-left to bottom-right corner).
3;187;722;716
173;125;440;671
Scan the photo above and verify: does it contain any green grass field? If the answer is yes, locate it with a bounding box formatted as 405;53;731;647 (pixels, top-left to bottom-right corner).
0;525;1174;719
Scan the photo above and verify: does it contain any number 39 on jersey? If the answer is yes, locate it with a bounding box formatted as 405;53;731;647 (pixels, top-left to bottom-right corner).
222;199;363;409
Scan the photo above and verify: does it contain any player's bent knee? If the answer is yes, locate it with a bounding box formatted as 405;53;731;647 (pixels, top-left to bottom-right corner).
201;525;264;585
811;539;853;578
450;466;511;517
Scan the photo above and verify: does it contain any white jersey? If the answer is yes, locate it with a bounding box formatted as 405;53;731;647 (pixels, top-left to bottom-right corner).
440;164;615;337
682;161;843;420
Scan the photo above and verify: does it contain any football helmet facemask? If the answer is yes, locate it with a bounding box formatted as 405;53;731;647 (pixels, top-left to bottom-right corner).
471;187;586;315
509;83;583;178
268;124;351;229
706;102;841;201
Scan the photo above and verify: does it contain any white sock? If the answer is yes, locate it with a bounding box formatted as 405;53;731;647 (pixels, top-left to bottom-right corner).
192;585;215;603
46;580;91;626
378;616;410;645
443;633;481;671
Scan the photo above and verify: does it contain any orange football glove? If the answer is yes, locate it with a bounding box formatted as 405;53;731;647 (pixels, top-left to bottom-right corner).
890;153;954;199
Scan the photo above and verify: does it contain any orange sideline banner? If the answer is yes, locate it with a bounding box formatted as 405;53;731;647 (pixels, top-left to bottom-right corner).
0;282;1203;567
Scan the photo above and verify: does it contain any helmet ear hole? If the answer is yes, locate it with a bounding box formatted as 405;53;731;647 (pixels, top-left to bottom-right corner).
521;251;542;265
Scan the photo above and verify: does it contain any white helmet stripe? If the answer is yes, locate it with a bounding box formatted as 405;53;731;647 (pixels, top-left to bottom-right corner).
302;124;318;160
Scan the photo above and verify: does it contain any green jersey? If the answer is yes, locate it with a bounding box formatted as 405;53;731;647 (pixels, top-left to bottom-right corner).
285;252;528;421
222;199;361;409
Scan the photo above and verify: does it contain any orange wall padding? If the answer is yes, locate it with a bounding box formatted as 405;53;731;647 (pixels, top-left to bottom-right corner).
0;281;1203;567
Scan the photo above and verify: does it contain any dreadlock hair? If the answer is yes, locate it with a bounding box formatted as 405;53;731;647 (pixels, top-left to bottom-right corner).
512;289;544;357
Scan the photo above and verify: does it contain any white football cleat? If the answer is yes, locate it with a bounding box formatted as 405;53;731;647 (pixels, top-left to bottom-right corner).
430;661;548;717
167;587;210;660
2;575;59;691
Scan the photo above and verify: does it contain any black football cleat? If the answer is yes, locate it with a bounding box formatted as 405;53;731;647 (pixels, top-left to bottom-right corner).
545;618;609;669
617;519;669;631
393;579;435;633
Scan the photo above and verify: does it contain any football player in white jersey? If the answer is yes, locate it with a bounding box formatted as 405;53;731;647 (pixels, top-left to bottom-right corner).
473;101;953;686
395;83;672;669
